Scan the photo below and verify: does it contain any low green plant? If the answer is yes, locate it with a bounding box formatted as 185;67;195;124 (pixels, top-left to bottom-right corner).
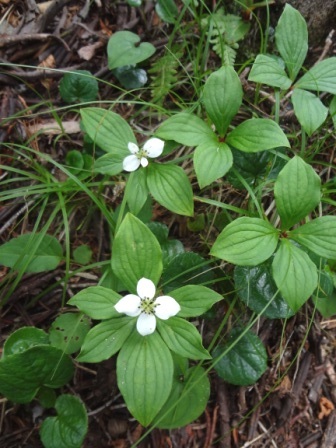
0;3;335;447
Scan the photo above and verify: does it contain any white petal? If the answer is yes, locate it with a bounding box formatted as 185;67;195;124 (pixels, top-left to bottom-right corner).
123;155;141;172
114;294;141;316
136;313;156;336
140;157;149;167
154;296;181;320
137;278;156;299
143;138;164;158
128;142;139;154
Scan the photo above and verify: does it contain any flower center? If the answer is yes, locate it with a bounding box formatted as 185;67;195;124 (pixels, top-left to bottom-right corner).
140;297;156;315
136;149;149;160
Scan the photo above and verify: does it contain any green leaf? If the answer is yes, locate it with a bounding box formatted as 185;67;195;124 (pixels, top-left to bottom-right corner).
234;263;294;319
117;330;174;426
80;107;136;155
0;346;74;403
77;317;134;363
312;271;336;318
147;163;194;216
210;217;279;266
73;245;92;265
248;54;292;89
49;313;91;355
156;113;216;146
3;327;49;358
213;328;267;386
0;233;63;273
126;169;149;215
40;395;87;448
226;119;290;152
59;70;98;103
157;317;211;360
112;65;147;89
112;213;163;292
162;252;214;293
272;239;318;312
154;366;210;429
194;142;233;188
274;156;321;229
202;66;243;136
289;216;336;259
147;222;184;266
93;152;124;176
68;286;121;320
296;57;336;94
155;0;179;24
37;387;57;409
292;89;328;136
170;285;223;318
275;4;308;80
107;31;155;69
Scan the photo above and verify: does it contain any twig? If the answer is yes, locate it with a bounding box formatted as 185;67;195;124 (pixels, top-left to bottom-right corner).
316;30;335;63
320;409;336;448
0;33;70;51
217;378;231;448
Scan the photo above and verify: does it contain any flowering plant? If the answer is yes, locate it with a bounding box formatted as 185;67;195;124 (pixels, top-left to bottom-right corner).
68;213;223;425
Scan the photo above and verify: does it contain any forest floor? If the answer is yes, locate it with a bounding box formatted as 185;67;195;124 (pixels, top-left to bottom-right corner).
1;1;336;447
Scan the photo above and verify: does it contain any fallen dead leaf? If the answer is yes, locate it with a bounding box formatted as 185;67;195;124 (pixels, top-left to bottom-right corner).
78;41;104;61
318;396;334;419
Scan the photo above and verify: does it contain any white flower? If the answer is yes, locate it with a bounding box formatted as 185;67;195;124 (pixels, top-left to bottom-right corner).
123;138;164;172
114;277;180;336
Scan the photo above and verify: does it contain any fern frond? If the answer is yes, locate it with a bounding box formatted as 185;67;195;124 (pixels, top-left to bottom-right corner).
148;49;183;108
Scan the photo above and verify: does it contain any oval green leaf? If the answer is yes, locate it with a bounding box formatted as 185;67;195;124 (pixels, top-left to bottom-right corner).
147;163;194;216
68;286;121;320
156;113;216;146
289;216;336;259
274;155;321;230
59;70;98;103
0;346;74;403
292;89;328;136
49;313;91;355
117;330;174;426
194;141;233;188
226;118;290;152
296;57;336;94
154;366;210;429
210;217;279;266
234;264;294;319
112;213;163;292
3;327;49;358
77;317;135;363
80;107;136;154
248;54;292;90
275;4;308;80
157;317;211;360
170;285;223;318
203;65;243;136
40;395;88;448
272;239;318;312
213;328;267;386
0;233;63;273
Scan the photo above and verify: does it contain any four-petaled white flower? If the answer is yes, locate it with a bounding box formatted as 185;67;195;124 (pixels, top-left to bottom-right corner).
114;277;180;336
123;138;164;172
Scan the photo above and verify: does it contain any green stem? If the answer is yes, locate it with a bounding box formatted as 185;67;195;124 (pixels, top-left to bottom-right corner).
274;89;280;124
115;171;134;234
300;127;307;157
